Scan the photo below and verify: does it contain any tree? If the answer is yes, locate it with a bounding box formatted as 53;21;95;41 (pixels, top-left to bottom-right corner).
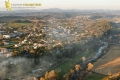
86;63;93;71
41;70;59;80
40;77;45;80
48;70;58;80
45;71;49;80
75;64;81;71
82;56;86;62
63;73;70;80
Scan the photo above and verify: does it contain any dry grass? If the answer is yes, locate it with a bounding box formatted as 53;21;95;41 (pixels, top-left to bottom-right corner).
92;45;120;75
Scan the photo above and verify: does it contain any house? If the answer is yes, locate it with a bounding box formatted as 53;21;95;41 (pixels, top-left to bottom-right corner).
3;33;15;39
3;35;10;39
21;41;26;44
3;32;23;39
14;44;21;47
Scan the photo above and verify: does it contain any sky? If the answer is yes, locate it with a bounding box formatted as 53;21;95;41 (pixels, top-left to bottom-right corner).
0;0;120;11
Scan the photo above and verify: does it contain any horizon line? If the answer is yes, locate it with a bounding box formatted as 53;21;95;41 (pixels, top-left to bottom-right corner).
0;8;120;12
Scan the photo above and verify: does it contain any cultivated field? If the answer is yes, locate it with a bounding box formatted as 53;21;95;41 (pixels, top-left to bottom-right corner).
92;45;120;75
6;23;33;28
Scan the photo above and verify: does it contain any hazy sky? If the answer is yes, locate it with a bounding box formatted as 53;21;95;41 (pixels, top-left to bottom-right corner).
0;0;120;11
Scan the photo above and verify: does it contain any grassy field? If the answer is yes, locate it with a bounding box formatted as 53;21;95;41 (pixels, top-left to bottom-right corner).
54;49;94;76
6;22;33;28
86;73;106;80
53;48;107;80
55;53;84;76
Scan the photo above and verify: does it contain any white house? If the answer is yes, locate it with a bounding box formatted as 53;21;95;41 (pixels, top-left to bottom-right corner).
14;44;21;47
3;35;10;39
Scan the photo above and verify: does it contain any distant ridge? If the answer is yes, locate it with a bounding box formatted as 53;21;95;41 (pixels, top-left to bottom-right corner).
0;8;120;13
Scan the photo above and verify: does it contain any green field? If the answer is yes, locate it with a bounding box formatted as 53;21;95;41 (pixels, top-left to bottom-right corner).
55;53;84;76
86;73;106;80
6;22;33;28
55;49;93;76
53;49;106;80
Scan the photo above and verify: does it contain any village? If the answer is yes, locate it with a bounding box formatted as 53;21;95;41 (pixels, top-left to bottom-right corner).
0;11;120;80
